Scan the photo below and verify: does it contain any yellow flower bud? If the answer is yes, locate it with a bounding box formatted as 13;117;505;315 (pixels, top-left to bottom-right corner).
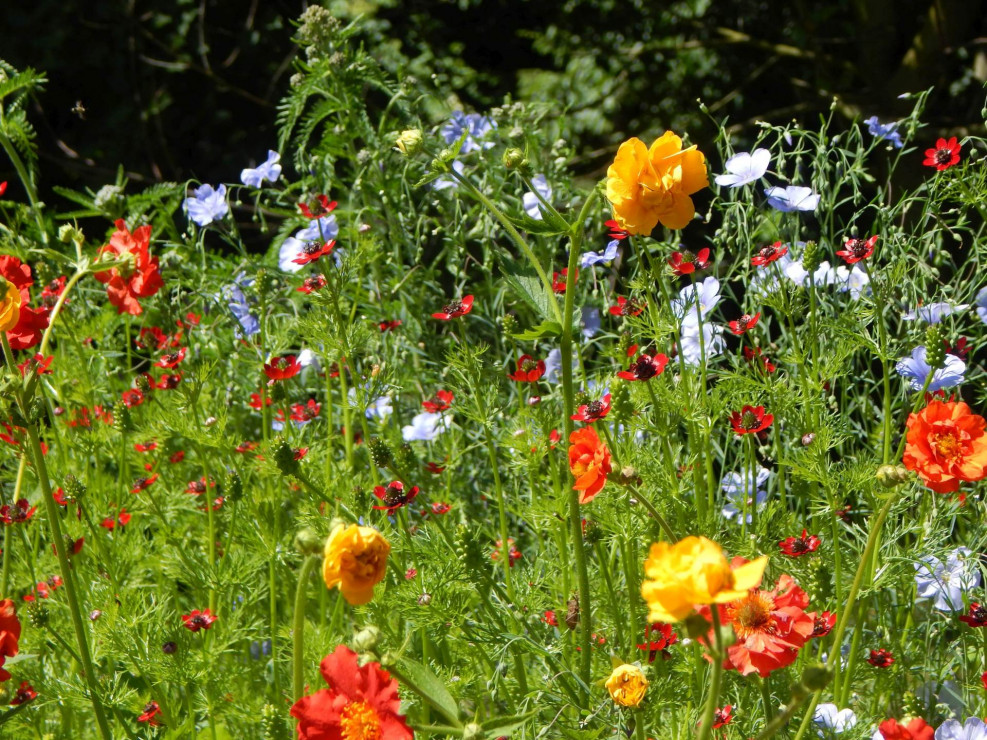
322;523;390;605
605;664;648;707
394;129;424;156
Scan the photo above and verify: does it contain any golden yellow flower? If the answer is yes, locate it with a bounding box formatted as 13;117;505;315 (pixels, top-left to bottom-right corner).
605;132;708;234
641;536;767;623
0;278;22;334
323;523;391;606
605;664;649;708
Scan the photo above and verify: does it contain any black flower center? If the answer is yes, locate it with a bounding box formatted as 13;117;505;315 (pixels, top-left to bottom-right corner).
302;240;323;255
845;239;868;257
586;400;604;417
935;147;953;165
741;411;758;429
382;484;408;507
443;301;463;315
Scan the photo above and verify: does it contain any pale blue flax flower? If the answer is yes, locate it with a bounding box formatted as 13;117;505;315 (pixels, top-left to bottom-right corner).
765;185;820;213
895;346;965;392
240;150;282;187
714;148;771;187
184;184;229;227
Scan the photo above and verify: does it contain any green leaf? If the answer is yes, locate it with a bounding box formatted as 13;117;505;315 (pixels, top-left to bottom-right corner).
512;320;562;341
392;657;462;728
508;212;569;236
480;711;537;737
501;272;553;321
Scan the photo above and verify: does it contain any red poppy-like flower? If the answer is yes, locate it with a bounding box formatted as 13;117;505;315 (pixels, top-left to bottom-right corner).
378;319;402;332
743;346;777;374
17;353;53;376
52;488;68;507
100;508;131;530
181;609;218;632
618;353;668;381
1;499;36;525
298;194;337;219
508;354;546;382
236;441;258;454
946;338;970;361
293;447;309;461
122;388;145;408
637;622;678;663
425;461;445;474
751;242;788;267
290;645;413;740
668;248;711;276
431;295;474;321
491;538;523;567
137;701;162;726
778;529;820;557
169;450;185;464
423;390;453;413
542;610;558;627
923;137;961;171
552;268;578;294
293;240;337;266
877;718;935;740
902;399;987;494
712;705;733;729
249;392;272;409
605;219;629;240
730;405;773;435
729;312;761;335
609;296;646;317
836;235;878;265
0;599;21;682
372;481;420;512
430;502;451;515
155;347;186;369
572;394;612;423
264;355;302;381
130;474;159;494
298;275;328;294
867;648;895;668
156;373;182;390
93;220;164;315
9;680;36;705
0;255;50;351
982;671;987;691
184;477;212;495
291;399;321;423
959;603;987;628
568;427;612;503
134;441;157;453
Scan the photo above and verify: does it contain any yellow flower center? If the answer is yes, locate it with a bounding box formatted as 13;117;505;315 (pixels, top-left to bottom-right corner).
340;700;382;740
727;591;775;638
933;432;961;461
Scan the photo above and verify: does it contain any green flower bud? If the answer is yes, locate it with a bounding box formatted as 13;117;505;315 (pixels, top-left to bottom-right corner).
502;147;527;171
801;240;821;274
260;703;288;740
272;437;300;477
462;724;483;740
135;374;153;394
582;518;603;544
294;529;323;556
393;443;417;474
875;464;910;487
225;470;243;503
501;314;518;336
801;662;833;691
367;437;393;468
394;129;424;156
27;601;49;628
352;625;381;653
924;324;948;370
113;402;136;434
63;475;86;501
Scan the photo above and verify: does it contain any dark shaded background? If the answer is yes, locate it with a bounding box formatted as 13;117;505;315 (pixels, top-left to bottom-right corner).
2;0;986;194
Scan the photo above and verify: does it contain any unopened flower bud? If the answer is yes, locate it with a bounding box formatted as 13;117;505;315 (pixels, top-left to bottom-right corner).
501;314;518;336
925;325;947;370
462;723;483;740
417;592;432;606
582;518;603;544
225;470;243;502
162;641;177;654
875;464;910;487
430;157;450;175
502;147;527;171
367;437;393;468
58;224;83;245
272;437;300;476
394;129;424;156
64;475;86;501
27;602;49;628
801;662;833;691
801;240;821;274
802;433;815;446
294;528;323;556
352;625;381;652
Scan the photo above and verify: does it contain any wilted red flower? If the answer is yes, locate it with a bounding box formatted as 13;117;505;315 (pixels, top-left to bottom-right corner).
508;354;546;382
93;220;164;315
422;390;453;413
9;681;36;705
712;705;733;729
17;353;53;376
431;295;474;321
605;219;629;240
730;405;773;435
959;603;987;628
609;296;645;317
637;622;678;663
618;353;668;381
137;701;162;726
264;355;302;381
778;530;820;557
378;319;402;332
729;312;761;336
552;268;577;293
297;275;328;294
568;427;612;503
492;539;523;567
0;599;22;682
668;247;711;276
1;500;36;525
743;346;776;374
293;240;337;266
372;481;420;512
181;609;218;632
155;347;186;369
867;648;894;668
836;235;878;264
877;717;934;740
923;137;961;171
130;474;159;494
572;394;612;423
751;242;788;267
298;194;337;219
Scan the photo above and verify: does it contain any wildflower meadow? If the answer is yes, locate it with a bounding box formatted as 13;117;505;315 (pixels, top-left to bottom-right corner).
3;7;987;740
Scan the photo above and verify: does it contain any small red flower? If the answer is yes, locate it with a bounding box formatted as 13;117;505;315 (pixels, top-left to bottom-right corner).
130;474;159;494
17;353;53;376
293;447;309;461
0;182;6;197
982;671;987;691
432;295;474;321
618;353;668;381
372;481;420;512
248;392;272;409
605;219;629;240
236;441;258;454
945;337;970;360
751;242;788;267
508;354;546;382
297;274;328;294
181;609;218;632
548;429;561;448
835;235;878;265
867;648;894;668
923;137;961;171
778;530;820;557
404;568;417;580
379;319;402;332
53;488;68;506
637;622;678;663
298;194;337;219
608;296;645;317
155;347;186;369
101;508;131;530
712;705;733;729
668;248;711;276
743;346;776;374
492;539;522;567
425;461;446;474
156;373;182;390
290;399;321;422
877;717;934;740
263;355;301;381
959;602;987;628
137;701;162;726
121;388;145;408
184;477;212;495
542;610;558;627
571;394;612;423
729;405;773;435
423;390;453;413
292;240;337;266
9;681;37;705
729;312;761;335
1;500;36;525
552;268;578;294
169;450;185;464
134;441;157;453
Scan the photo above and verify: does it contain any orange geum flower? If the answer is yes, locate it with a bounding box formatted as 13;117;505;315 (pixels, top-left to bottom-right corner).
568;427;612;503
903;398;987;493
323;524;391;606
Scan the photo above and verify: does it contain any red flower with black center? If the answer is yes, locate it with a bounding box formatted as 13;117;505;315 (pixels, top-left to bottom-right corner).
430;502;450;515
508;354;546;382
297;274;328;294
290;644;413;740
236;441;258;454
181;609;218;632
184;478;211;495
571;394;612;423
923;137;961;171
134;441;157;453
431;295;474;321
293;240;337;266
867;648;894;668
751;242;788;267
17;353;53;376
378;319;402;332
131;474;159;494
298;194;337;219
372;481;420;512
9;681;36;705
743;346;776;374
608;296;645;317
293;447;309;461
959;602;987;628
291;399;321;422
668;247;711;276
836;235;878;264
170;450;185;464
637;622;678;663
712;705;733;729
618;353;668;381
249;392;272;409
53;488;68;506
264;355;302;381
807;611;836;636
122;388;145;407
93;220;164;315
605;219;629;241
729;312;761;335
422;390;453;413
155;347;186;369
778;530;820;557
1;499;36;525
877;718;934;740
730;405;773;435
492;539;522;567
101;508;132;530
552;268;578;294
138;701;162;726
156;373;182;390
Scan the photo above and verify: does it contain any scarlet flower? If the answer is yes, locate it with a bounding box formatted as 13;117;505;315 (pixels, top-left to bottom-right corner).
618;353;669;381
836;235;878;264
422;390;453;413
959;602;987;628
542;610;558;626
0;255;49;351
552;268;578;293
291;399;321;422
431;295;474;320
778;530;820;557
712;705;733;728
298;194;337;219
293;447;309;461
138;701;162;726
571;394;612;423
637;622;678;663
378;319;402;332
372;481;420;512
297;275;327;294
548;429;561;448
923;137;961;171
730;405;773;435
492;538;523;567
156;373;182;390
93;220;164;315
169;450;185;464
0;599;22;682
236;441;258;454
609;295;646;317
290;645;412;740
404;568;417;580
946;337;970;361
40;275;66;303
0;500;36;525
868;648;894;667
903;399;987;493
751;242;788;267
181;609;218;632
121;388;145;408
877;718;934;740
134;441;157;453
249;392;273;409
130;474;159;493
668;248;711;276
605;219;629;240
155;347;186;369
9;681;36;705
53;488;69;506
293;240;337;266
17;353;53;376
568;426;612;503
0;182;5;197
729;312;761;335
429;502;451;515
184;478;212;495
743;346;776;374
508;354;546;382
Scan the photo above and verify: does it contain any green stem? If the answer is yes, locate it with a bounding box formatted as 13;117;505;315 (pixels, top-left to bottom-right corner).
484;427;513;601
696;607;725;740
292;555;321;700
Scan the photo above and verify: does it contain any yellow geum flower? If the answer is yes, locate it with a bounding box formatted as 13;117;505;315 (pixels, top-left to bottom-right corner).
605;663;649;708
322;523;391;606
641;536;767;623
605;131;708;234
0;277;22;333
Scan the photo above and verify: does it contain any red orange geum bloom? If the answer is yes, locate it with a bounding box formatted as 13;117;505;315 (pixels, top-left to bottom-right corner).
877;718;934;740
0;254;49;351
902;399;987;493
93;220;164;315
0;599;21;682
568;426;612;503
